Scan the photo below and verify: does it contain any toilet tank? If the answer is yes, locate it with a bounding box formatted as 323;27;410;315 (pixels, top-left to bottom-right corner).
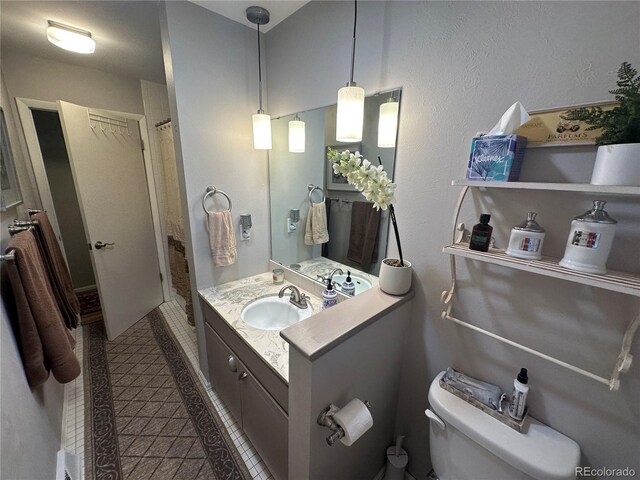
427;372;580;480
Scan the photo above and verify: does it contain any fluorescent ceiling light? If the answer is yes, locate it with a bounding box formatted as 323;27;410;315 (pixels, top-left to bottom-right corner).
47;21;96;54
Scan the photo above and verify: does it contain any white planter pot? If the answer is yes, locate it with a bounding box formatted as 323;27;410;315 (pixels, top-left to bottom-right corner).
378;259;412;295
591;143;640;186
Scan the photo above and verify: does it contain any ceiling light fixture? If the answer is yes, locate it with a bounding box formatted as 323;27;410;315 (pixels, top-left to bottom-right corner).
336;0;364;143
378;96;399;148
247;6;272;150
288;114;305;153
46;20;96;54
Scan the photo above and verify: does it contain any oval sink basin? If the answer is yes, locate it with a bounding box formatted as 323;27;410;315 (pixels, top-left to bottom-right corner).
241;295;313;331
331;274;373;295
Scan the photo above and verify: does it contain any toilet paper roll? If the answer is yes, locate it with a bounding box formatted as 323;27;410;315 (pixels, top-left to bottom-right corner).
333;399;374;446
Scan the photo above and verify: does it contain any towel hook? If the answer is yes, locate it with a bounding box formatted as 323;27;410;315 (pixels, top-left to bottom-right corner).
202;186;232;214
308;184;326;204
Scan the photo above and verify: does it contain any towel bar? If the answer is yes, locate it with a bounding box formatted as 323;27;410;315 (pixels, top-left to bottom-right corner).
202;186;232;214
0;250;15;262
308;184;326;203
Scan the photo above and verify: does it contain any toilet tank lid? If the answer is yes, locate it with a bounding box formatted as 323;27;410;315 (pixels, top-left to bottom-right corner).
428;372;580;480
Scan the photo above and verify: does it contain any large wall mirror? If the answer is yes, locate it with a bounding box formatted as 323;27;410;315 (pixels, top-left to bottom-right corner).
269;88;401;295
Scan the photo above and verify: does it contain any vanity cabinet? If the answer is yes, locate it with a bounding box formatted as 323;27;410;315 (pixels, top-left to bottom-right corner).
202;299;289;480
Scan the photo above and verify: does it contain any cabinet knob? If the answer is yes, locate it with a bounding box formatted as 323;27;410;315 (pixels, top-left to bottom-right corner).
238;371;248;380
227;355;237;372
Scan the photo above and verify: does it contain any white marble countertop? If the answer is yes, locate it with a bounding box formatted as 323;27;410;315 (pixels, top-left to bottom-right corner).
199;272;323;383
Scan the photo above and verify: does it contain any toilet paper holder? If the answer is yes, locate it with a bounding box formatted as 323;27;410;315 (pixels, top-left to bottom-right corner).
317;400;372;446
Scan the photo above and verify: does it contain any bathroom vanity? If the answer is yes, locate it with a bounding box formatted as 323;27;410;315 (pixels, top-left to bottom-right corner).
199;272;324;480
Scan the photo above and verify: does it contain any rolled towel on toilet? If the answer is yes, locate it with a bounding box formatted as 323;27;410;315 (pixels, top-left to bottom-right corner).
442;367;504;411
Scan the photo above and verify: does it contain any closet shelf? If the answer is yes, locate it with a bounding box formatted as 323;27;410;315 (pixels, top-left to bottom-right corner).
451;180;640;196
443;242;640;297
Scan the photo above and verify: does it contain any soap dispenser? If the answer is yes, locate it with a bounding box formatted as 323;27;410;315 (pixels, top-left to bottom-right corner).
322;279;338;309
341;271;356;296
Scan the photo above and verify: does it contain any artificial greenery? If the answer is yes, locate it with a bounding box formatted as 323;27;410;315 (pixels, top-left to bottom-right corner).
562;62;640;145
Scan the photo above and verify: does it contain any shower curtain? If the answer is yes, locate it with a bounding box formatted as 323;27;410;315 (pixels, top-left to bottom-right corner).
157;122;194;325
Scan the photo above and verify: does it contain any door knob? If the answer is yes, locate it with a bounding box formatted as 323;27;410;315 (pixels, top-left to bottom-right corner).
94;241;115;250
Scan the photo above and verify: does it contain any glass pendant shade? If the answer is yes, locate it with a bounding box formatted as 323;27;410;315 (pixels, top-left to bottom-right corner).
378;100;399;148
252;113;272;150
47;21;96;54
336;85;365;142
288;117;305;153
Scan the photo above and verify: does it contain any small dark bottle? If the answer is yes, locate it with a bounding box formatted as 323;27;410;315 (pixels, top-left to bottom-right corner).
469;214;493;252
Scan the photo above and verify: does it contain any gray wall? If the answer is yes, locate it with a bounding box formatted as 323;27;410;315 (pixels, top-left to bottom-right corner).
160;1;272;377
289;299;412;480
266;2;640;477
1;51;145;114
1;71;63;480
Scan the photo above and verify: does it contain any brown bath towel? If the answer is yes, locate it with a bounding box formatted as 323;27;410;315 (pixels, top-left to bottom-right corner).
5;231;80;387
31;211;80;329
347;201;381;270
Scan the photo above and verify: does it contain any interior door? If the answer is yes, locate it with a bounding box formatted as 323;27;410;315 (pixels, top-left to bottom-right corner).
57;100;163;339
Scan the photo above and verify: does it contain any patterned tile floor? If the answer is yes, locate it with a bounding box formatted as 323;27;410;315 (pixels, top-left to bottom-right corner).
63;300;272;480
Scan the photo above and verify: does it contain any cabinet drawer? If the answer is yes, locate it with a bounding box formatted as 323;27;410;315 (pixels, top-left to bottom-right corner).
204;323;242;423
240;370;288;480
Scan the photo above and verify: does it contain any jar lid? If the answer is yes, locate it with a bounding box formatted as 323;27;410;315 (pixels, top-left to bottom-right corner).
513;212;545;233
573;200;617;224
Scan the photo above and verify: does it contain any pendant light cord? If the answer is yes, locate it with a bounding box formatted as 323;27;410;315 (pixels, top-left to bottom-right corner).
257;23;263;112
349;0;357;85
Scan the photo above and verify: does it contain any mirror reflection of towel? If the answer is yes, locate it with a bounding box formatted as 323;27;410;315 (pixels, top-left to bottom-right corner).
304;201;329;245
347;201;381;269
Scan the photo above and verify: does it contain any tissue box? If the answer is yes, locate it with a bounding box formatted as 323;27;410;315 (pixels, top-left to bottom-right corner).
467;134;527;182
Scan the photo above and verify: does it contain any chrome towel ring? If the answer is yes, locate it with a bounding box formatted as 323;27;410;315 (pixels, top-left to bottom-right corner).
308;184;326;204
202;186;232;214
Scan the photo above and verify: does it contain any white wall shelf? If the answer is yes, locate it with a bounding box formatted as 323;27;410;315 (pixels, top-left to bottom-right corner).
441;184;640;391
452;180;640;196
443;242;640;297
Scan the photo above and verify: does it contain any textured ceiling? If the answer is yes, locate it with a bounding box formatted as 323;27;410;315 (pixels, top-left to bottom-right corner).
0;1;166;83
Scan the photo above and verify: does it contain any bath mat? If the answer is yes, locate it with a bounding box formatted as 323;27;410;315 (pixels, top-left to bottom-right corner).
84;308;251;480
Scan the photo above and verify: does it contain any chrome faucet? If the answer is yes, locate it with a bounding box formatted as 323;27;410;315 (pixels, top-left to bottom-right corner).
278;285;309;309
328;268;344;282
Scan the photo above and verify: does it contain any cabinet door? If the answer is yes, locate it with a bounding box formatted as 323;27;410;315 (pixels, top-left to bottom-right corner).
240;370;288;480
205;323;242;423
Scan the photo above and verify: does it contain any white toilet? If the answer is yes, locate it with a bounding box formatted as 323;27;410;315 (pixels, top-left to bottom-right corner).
426;372;580;480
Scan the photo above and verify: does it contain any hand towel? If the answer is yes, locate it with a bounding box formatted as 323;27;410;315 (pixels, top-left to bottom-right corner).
305;201;329;245
321;198;332;257
347;201;381;269
208;210;237;266
32;211;81;329
5;231;81;387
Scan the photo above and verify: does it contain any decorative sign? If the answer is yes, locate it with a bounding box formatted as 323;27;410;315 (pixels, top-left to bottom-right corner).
515;101;618;148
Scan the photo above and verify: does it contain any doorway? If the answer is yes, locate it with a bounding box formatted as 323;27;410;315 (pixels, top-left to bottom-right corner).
17;98;168;339
30;108;103;324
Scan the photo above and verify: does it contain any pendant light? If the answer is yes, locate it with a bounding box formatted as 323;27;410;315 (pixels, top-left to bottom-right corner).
378;96;399;148
47;20;96;54
288;114;305;153
336;0;365;143
247;6;272;150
